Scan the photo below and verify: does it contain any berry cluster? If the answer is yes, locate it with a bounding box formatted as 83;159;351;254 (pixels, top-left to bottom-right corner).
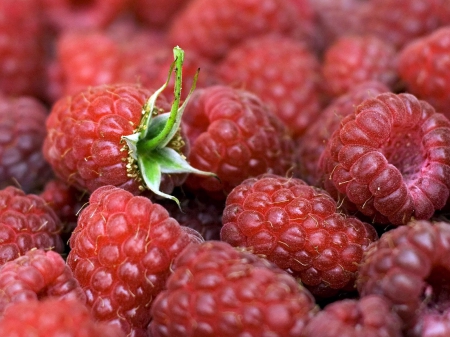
1;1;450;336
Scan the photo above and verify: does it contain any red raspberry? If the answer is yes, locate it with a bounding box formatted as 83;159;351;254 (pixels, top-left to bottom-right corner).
0;298;125;337
0;95;52;193
0;249;85;314
0;0;46;98
356;220;450;333
302;295;403;337
319;92;450;225
221;174;378;297
39;0;128;32
398;26;450;116
297;81;390;186
322;34;398;97
411;310;450;337
148;240;317;337
217;34;323;137
167;0;316;60
131;0;191;28
360;0;444;48
66;185;204;336
0;187;64;264
182;85;297;199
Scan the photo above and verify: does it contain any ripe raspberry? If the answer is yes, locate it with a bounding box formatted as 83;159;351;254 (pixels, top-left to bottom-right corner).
148;240;317;337
39;0;128;31
0;0;46;98
182;85;297;199
297;81;390;186
221;174;378;297
319;92;450;225
357;220;450;333
167;0;316;60
410;310;450;337
360;0;443;48
217;34;323;137
66;185;204;336
0;95;52;193
302;295;403;337
398;26;450;116
0;187;64;264
0;249;85;315
0;298;125;337
131;0;191;28
322;34;398;97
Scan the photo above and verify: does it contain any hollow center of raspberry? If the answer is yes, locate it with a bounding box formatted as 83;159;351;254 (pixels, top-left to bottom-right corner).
381;129;425;182
424;265;450;312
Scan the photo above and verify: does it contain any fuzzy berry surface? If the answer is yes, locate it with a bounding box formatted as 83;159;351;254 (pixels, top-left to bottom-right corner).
217;34;323;137
66;185;204;336
319;92;450;225
221;174;378;297
322;34;398;97
167;0;315;60
0;249;86;315
357;220;450;333
182;85;297;199
0;298;125;337
148;240;317;337
398;26;450;117
0;95;52;193
131;0;191;28
302;295;402;337
0;186;64;264
297;81;390;186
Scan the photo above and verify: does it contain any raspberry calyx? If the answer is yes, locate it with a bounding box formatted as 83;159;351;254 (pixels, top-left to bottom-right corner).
122;46;217;205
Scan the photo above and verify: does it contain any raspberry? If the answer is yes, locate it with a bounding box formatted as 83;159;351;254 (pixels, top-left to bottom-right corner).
0;298;125;337
302;295;403;337
0;0;46;98
167;0;315;60
217;34;323;137
297;81;390;186
148;240;317;337
322;34;398;97
0;187;64;264
319;92;450;225
398;26;450;116
221;174;378;297
357;220;450;333
182;85;297;199
0;95;52;193
66;185;204;336
40;0;128;32
131;0;191;28
0;249;85;315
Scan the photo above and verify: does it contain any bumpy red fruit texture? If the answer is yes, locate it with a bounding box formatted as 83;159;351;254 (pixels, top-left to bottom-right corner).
66;185;204;336
182;85;297;199
131;0;191;28
302;295;403;337
322;34;398;97
43;83;186;195
360;0;444;48
148;240;317;337
0;95;52;193
319;92;450;225
357;220;450;334
217;34;323;137
0;249;86;315
0;0;46;98
0;187;64;264
297;81;390;186
167;0;316;61
221;174;378;297
39;0;128;32
398;26;450;117
0;298;125;337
